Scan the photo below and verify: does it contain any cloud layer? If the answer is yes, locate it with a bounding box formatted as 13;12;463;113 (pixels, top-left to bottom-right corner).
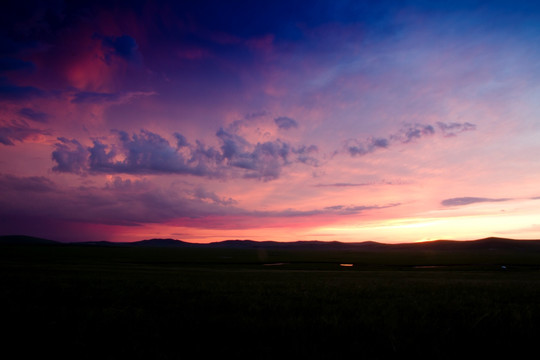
52;126;320;181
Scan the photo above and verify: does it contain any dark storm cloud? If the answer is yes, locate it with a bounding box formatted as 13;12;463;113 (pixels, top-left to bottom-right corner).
441;197;511;207
0;121;49;145
274;116;298;130
18;107;49;123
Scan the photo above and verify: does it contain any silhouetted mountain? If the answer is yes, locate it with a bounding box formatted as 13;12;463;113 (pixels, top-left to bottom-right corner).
130;238;201;247
0;235;60;245
4;235;540;252
205;239;389;250
203;238;540;251
75;241;119;247
390;237;540;252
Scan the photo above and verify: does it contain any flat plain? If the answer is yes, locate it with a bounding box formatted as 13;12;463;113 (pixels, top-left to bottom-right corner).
2;240;540;359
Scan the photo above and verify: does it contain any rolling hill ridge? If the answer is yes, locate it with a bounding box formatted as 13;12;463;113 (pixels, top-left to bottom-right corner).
3;235;540;252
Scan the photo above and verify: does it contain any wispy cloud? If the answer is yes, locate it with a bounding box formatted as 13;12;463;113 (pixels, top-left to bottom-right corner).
274;116;298;130
0;121;49;146
441;197;511;207
343;122;476;157
18;108;50;123
71;91;156;104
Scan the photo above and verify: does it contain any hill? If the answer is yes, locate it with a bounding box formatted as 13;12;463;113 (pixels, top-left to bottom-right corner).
3;235;540;252
0;235;60;246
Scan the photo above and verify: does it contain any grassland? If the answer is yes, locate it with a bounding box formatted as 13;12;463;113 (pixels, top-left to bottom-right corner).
2;243;540;359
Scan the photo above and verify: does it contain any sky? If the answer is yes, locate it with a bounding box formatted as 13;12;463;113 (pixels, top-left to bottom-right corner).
2;0;540;243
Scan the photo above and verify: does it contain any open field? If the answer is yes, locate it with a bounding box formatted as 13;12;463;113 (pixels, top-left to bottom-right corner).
2;243;540;359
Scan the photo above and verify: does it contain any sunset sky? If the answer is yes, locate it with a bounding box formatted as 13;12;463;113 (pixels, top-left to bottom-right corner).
2;0;540;243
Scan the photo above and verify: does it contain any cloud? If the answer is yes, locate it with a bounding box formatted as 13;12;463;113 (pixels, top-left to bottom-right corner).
315;179;405;187
51;137;88;173
0;121;49;145
292;145;319;166
441;197;511;207
437;122;476;137
0;173;399;238
394;123;435;143
0;174;56;193
245;110;268;119
346;137;389;156
316;182;373;187
18;107;49;123
345;122;476;157
0;81;44;100
87;129;217;176
0;57;34;72
94;34;141;64
274;116;298;130
51;126;319;181
254;202;401;218
71;91;155;104
0;174;238;229
174;132;188;148
192;187;237;206
217;127;292;180
71;91;121;104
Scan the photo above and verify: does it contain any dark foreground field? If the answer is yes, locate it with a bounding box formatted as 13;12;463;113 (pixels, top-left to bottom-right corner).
2;242;540;359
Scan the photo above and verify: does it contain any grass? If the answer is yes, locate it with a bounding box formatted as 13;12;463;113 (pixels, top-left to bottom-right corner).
2;244;540;359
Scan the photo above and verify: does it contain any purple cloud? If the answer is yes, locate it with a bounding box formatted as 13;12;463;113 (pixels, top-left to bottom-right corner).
18;107;49;123
88;129;216;176
346;137;389;157
441;197;511;207
51;138;88;173
71;91;122;104
0;121;49;146
51;127;319;181
0;82;44;100
93;34;141;64
0;173;400;241
274;116;298;130
0;174;55;193
345;122;476;157
0;57;34;72
396;123;436;143
437;122;476;137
